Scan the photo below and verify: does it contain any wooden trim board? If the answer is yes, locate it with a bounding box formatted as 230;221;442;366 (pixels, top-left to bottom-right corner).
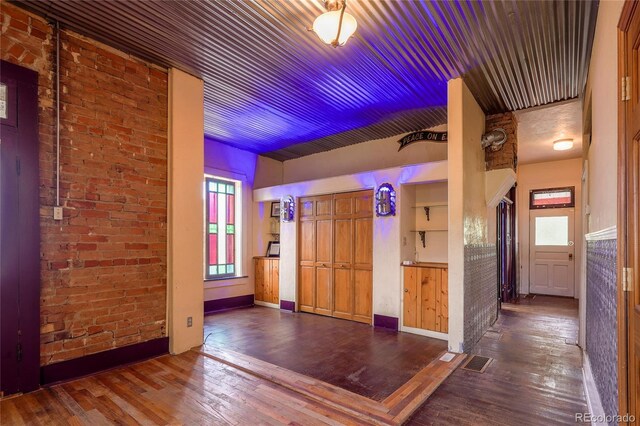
194;345;465;425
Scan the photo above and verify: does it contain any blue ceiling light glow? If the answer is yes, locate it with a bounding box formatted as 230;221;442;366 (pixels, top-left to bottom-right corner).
200;2;453;156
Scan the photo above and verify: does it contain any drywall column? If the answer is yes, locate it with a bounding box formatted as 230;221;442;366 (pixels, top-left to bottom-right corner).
168;68;205;354
447;78;488;353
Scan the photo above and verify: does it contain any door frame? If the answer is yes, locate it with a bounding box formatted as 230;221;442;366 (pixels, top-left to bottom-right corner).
528;207;576;296
618;1;638;419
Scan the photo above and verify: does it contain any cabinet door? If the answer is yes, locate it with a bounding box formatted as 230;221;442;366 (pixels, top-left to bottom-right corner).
255;259;265;302
420;268;439;331
270;259;279;304
438;269;449;332
403;267;419;328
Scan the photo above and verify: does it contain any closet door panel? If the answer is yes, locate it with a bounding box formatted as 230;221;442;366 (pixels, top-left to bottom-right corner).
299;221;315;264
315;266;332;315
299;266;315;313
334;219;353;265
316;220;332;265
354;217;373;266
353;269;372;323
333;268;352;320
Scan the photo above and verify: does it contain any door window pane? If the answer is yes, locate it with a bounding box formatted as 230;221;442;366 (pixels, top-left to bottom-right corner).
535;216;568;246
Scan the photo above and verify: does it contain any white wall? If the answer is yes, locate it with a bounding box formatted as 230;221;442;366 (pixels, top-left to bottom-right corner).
415;182;448;263
584;0;622;232
447;78;487;353
282;125;447;184
254;161;448;318
516;158;583;296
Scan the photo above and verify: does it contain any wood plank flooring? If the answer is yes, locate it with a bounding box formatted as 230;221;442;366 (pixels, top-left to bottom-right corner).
203;307;447;401
1;296;589;425
407;296;589;425
0;346;464;425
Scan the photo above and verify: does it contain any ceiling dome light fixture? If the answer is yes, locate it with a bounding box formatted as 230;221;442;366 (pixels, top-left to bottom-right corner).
553;138;574;151
313;0;357;47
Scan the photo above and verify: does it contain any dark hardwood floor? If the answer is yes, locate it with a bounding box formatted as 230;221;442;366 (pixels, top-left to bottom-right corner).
407;295;588;425
203;307;447;401
1;296;589;425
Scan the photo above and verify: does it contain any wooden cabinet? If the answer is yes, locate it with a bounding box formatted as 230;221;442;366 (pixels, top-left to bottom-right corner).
254;257;279;305
298;190;373;324
403;264;448;333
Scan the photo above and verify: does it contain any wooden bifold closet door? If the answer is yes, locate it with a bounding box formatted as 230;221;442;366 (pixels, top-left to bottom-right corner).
298;190;373;324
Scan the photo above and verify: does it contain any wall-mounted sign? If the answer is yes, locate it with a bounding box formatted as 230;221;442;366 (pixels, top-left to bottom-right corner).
397;130;447;151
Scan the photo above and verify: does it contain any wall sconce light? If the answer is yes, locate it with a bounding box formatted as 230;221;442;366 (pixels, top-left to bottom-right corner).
375;183;396;217
280;195;295;222
312;0;357;47
553;138;574;151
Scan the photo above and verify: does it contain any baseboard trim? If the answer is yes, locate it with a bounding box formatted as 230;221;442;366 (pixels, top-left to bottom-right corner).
204;294;254;315
400;325;448;341
280;300;295;312
583;352;607;425
40;336;169;386
373;314;399;331
254;300;279;309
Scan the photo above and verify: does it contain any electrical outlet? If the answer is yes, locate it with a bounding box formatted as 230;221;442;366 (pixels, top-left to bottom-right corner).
187;316;193;327
53;206;63;220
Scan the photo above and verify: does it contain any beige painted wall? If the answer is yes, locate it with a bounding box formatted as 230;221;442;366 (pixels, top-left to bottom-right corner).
255;156;284;189
516;158;583;296
281;125;447;184
253;161;448;320
447;78;487;353
168;68;205;354
203;140;258;302
415;182;448;263
400;184;417;263
583;0;623;233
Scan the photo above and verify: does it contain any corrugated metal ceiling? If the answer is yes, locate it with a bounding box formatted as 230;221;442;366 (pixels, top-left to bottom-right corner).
15;0;598;161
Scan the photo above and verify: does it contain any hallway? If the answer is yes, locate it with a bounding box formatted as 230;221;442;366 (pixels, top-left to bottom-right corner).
408;296;588;425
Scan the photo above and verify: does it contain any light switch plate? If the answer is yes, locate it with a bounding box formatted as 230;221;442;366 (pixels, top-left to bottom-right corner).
53;206;63;220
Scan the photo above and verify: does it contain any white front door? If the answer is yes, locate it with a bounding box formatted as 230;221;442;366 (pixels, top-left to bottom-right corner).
529;208;575;297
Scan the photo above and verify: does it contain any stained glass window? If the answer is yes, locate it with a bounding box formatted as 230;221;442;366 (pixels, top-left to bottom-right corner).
205;177;237;279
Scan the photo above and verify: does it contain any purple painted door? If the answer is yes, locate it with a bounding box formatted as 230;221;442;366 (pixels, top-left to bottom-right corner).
1;60;40;395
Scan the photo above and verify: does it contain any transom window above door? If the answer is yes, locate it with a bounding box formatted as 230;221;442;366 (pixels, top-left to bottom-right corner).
529;186;575;209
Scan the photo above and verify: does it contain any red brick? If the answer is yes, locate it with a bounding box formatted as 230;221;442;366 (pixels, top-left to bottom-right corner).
2;3;168;366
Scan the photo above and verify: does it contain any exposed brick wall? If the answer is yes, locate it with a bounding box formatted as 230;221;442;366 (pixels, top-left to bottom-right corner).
1;3;168;365
485;112;517;171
